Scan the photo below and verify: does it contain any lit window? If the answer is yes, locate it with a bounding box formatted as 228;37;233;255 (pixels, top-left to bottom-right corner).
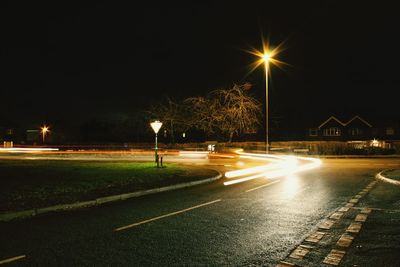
323;127;341;136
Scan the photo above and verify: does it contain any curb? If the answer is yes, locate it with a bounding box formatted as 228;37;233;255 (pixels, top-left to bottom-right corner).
375;169;400;186
0;172;223;222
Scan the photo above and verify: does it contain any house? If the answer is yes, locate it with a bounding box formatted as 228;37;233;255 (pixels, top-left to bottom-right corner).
308;115;373;141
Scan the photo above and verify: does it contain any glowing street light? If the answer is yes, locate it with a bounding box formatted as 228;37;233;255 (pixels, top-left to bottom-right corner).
245;38;285;153
150;120;163;163
41;125;50;143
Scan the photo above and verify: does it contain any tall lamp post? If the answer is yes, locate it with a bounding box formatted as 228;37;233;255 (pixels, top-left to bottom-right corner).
261;52;271;153
41;125;49;144
150;120;163;163
248;39;282;153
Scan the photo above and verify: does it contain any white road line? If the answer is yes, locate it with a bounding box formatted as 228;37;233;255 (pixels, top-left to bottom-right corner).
114;199;221;232
0;255;26;265
245;180;281;193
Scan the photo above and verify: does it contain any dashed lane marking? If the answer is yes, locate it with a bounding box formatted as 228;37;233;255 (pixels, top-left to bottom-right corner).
353;207;400;212
338;206;350;212
323;249;346;265
360;207;372;214
276;261;295;267
354;194;363;199
346;222;362;234
245;179;281;193
289;244;313;260
345;203;354;208
336;233;354;247
305;231;326;243
355;213;368;222
114;199;222;232
330;211;344;220
349;198;359;204
318;219;335;230
0;255;26;265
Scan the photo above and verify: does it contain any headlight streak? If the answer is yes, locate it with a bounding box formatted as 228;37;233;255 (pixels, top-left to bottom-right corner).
0;147;59;153
224;151;321;186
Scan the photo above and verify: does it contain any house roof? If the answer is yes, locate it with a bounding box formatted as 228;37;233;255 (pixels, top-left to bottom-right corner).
346;115;372;127
318;116;345;129
318;115;372;129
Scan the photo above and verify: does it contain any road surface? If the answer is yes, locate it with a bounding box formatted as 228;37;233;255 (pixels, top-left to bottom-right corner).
0;155;399;266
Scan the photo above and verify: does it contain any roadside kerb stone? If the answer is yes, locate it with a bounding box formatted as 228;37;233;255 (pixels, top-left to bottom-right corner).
0;172;222;222
376;170;400;186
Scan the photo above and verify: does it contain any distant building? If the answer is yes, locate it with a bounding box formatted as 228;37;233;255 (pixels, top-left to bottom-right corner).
308;115;373;141
308;115;400;149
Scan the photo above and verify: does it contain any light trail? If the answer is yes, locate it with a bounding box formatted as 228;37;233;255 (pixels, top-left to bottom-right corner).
0;147;59;153
224;151;321;186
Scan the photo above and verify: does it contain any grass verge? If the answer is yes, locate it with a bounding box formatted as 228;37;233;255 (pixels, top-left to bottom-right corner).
0;159;217;212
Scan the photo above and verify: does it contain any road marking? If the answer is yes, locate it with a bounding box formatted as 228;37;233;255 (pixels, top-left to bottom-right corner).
338;206;350;212
354;194;363;199
336;233;354;247
114;199;222;232
329;211;344;220
289;244;313;259
276;261;295;267
318;219;335;230
349;198;359;204
245;179;280;192
355;213;368;222
305;231;326;243
323;249;345;265
345;203;354;208
353;207;400;212
0;255;26;265
346;222;362;233
360;207;372;214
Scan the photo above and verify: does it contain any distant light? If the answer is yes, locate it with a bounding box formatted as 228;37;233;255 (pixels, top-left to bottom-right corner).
262;53;271;62
150;120;162;134
182;132;186;138
371;139;379;147
41;125;49;134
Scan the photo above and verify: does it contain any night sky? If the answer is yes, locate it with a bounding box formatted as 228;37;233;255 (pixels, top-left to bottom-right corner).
2;1;400;127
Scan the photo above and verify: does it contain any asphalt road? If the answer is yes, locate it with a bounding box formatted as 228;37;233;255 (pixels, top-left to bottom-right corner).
1;157;399;266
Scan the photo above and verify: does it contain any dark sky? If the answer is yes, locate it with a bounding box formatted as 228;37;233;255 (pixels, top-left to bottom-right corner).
2;1;400;126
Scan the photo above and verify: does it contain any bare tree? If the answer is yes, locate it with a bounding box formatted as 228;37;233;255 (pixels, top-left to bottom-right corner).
184;95;220;137
185;83;262;142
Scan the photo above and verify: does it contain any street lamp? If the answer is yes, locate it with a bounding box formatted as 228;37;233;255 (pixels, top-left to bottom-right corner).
150;120;162;163
261;52;271;153
246;37;284;153
40;125;49;143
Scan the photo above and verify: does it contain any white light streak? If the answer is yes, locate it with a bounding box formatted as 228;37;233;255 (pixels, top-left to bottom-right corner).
224;151;321;186
0;147;59;153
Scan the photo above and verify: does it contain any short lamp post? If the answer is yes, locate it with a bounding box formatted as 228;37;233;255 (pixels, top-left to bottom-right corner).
150;120;163;163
